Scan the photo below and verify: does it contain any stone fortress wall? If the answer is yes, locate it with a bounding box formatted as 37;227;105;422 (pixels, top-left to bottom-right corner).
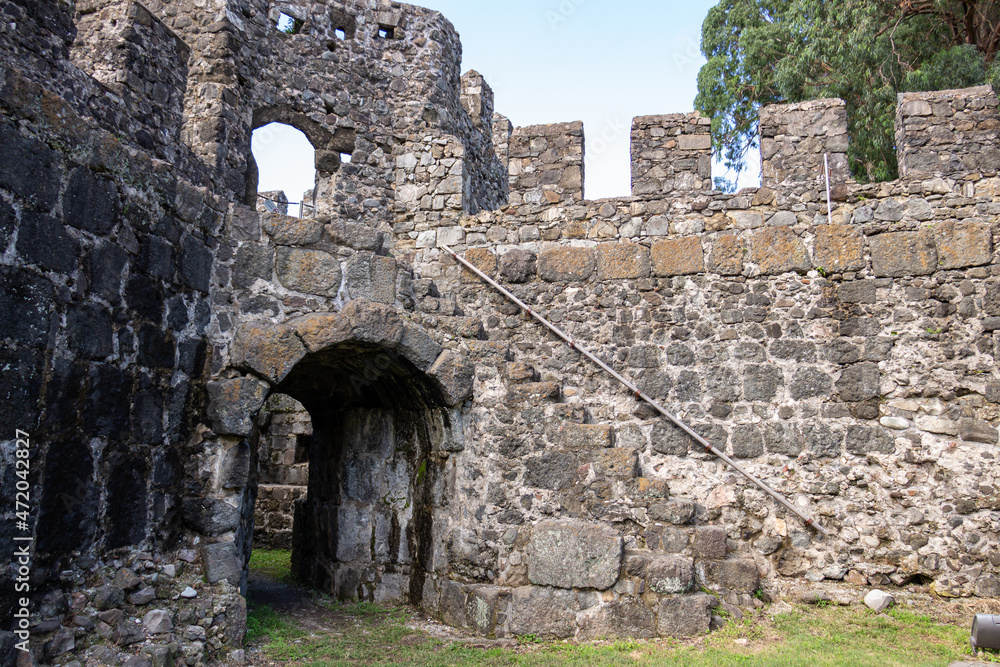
0;0;999;664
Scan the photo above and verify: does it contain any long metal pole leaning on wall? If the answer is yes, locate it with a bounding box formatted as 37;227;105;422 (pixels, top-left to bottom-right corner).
441;244;831;537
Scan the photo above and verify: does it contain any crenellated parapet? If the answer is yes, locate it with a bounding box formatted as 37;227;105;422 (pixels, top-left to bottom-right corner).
71;0;190;160
759;98;850;195
896;85;1000;180
507;121;585;206
630;112;712;196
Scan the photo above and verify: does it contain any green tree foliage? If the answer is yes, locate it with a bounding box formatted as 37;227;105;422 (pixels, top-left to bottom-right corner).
696;0;1000;183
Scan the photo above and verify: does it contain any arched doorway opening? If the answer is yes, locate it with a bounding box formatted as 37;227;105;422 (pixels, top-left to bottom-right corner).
231;304;470;607
278;340;454;604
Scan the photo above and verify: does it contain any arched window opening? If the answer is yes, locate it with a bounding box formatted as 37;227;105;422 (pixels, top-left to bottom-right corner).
251;122;317;218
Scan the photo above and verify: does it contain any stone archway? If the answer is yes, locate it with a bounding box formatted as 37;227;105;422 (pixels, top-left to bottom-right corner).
204;300;474;603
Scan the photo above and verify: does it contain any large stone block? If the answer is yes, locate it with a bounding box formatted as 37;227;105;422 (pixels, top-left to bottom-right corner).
656;593;712;637
206;377;269;435
591;448;639;479
63;167;118;235
345;253;397;304
232;322;306;384
466;586;509;637
509;586;578;638
527;520;623;590
556;423;614;449
462;247;497;280
262;212;323;245
276;247;342;296
751;227;811;275
596;242;651;280
537;247;595;282
870;230;937;277
578;599;656;640
499;249;537;283
399;323;443;371
201;542;241;585
645;554;695;594
699;558;760;593
934;220;992;269
814;224;864;273
836;363;880;402
707;234;744;275
0;266;53;349
845;424;895;455
651;237;704;276
428;350;475;406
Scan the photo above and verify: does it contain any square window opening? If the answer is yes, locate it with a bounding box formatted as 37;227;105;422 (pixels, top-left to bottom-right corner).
276;12;304;35
335;27;347;40
377;25;394;39
340;152;352;164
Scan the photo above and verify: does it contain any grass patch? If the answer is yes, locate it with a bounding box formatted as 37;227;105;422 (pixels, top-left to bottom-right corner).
246;597;998;667
249;548;294;583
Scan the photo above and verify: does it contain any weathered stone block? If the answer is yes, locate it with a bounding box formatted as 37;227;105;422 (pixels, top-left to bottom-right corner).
845;424;895;455
462;247;497;280
509;586;577;638
836;363;880;402
751;227;810;275
537;247;595;282
691;526;728;559
651;237;704;276
499;249;537;283
959;417;999;444
649;498;696;525
276;247;342;296
596;242;650;280
206;377;269;436
557;423;614;449
527;520;623;590
592;448;639;479
467;586;509;637
935;220;992;269
731;424;764;458
232;323;306;384
399;322;443;371
656;593;711;637
870;230;937;277
262;212;323;245
578;599;656;640
524;451;578;490
707;234;744;275
201;542;240;585
744;365;783;401
429;350;475;406
645;554;695;594
699;558;759;593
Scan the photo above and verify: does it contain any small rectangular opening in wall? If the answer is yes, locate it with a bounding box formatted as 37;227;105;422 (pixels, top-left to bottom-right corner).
335;27;347;40
376;25;394;39
340;152;352;164
276;12;304;35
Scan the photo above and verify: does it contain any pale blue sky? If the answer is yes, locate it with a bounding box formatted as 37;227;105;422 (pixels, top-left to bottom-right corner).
253;0;754;214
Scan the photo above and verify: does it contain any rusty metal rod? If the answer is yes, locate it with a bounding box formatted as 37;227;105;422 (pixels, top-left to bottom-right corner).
442;243;830;537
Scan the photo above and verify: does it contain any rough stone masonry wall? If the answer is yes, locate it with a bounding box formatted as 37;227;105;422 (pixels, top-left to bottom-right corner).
393;85;1000;638
5;0;1000;663
0;33;244;666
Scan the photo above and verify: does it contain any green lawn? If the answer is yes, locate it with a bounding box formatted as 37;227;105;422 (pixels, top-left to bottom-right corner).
246;549;997;666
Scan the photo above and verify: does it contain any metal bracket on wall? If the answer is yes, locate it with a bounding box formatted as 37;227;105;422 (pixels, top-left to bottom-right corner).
442;243;831;537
